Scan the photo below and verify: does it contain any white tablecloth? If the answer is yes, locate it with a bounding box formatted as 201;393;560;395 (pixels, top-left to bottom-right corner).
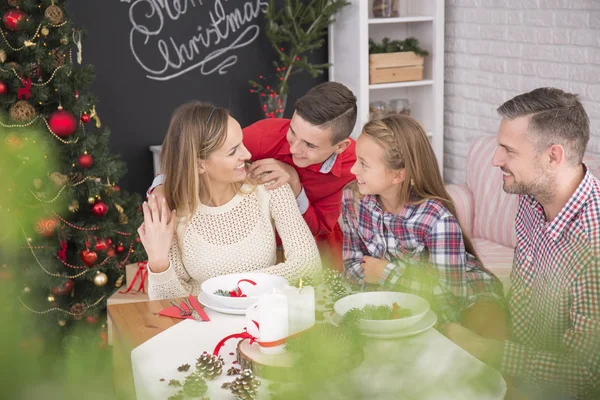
131;308;506;400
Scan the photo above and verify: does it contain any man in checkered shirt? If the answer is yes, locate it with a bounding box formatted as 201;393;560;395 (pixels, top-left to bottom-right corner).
444;88;600;399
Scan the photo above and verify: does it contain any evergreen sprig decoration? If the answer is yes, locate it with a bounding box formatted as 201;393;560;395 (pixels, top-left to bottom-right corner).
249;0;349;114
369;37;430;56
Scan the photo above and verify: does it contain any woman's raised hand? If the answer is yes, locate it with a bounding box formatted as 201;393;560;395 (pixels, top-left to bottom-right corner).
137;194;177;273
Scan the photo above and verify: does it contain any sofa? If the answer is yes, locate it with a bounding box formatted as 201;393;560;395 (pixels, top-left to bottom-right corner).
446;136;600;290
446;136;518;288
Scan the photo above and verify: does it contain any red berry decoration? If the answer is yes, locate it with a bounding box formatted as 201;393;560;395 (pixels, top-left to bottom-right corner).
48;109;77;137
3;9;26;31
0;81;8;95
116;244;125;253
91;200;109;217
51;279;74;296
94;238;109;252
113;185;120;192
81;113;90;123
80;249;98;266
78;154;93;168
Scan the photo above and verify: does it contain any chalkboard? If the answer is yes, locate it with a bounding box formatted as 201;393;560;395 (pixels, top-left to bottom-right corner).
68;0;327;195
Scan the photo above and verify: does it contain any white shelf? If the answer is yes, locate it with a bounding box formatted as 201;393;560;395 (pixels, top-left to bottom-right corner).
368;16;433;24
329;0;445;175
369;79;434;90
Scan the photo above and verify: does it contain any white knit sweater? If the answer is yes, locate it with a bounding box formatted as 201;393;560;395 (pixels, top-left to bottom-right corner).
147;183;322;300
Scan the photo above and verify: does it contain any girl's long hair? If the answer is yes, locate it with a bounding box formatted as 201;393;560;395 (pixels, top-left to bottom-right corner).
356;114;479;259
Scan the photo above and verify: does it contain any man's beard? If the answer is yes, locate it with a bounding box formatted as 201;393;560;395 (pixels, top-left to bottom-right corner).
503;169;555;204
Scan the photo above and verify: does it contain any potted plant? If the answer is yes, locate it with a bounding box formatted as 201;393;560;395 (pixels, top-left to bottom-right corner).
368;37;429;84
249;0;350;118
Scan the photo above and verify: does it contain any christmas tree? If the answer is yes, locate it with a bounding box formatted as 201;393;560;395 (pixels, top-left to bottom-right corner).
0;0;145;345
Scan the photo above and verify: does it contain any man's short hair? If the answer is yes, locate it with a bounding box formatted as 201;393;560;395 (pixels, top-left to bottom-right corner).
295;82;357;144
497;87;590;164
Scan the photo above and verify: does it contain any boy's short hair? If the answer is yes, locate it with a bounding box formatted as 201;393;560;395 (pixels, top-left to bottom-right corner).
295;82;357;144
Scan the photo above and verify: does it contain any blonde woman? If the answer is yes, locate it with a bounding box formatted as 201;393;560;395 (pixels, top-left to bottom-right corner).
138;101;321;300
342;114;505;335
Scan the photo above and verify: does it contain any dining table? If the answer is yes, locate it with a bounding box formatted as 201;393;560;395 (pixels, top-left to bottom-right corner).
108;295;510;400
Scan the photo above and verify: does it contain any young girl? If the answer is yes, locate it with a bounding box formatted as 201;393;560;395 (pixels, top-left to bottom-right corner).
138;101;321;300
342;114;504;324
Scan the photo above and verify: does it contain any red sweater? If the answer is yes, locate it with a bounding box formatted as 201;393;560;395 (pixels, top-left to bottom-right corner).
243;118;356;270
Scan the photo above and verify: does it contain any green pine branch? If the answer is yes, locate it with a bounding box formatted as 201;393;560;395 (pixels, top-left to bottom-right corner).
249;0;350;112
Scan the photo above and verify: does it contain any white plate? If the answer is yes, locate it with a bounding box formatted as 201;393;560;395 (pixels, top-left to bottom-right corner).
328;309;437;339
197;291;247;315
201;273;288;309
334;291;430;333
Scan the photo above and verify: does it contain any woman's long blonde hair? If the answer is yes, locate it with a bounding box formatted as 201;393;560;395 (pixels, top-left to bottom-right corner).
160;101;231;217
358;114;479;259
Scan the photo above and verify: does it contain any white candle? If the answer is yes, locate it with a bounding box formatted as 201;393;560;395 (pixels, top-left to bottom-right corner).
258;291;289;355
284;285;315;335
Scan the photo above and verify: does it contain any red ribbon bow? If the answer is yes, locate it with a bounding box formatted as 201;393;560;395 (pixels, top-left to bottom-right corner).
119;261;148;294
228;279;256;298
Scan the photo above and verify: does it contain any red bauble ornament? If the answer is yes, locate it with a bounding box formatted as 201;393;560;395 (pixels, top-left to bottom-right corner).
107;238;113;245
3;9;26;31
48;110;77;137
78;154;93;168
113;185;120;192
51;279;74;296
80;249;98;266
80;113;90;123
34;217;57;237
116;244;125;253
91;201;109;217
85;315;99;325
94;238;108;252
0;81;8;95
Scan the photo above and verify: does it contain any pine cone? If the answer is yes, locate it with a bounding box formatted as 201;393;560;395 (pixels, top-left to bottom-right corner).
69;303;86;320
182;372;207;397
68;172;84;184
195;351;224;380
229;369;261;400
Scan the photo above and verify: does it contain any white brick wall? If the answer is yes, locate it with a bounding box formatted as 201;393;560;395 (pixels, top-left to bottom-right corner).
444;0;600;183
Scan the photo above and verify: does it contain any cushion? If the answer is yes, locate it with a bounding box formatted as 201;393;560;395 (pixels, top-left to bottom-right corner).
466;136;519;248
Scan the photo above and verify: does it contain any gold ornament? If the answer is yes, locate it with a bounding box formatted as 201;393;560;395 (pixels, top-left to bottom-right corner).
48;172;68;187
93;271;108;287
0;49;6;63
5;133;22;150
58;320;66;327
115;274;124;288
115;204;128;224
89;105;102;128
9;101;36;122
23;286;31;294
41;27;50;36
88;197;96;204
45;5;64;25
24;40;35;47
68;200;79;213
47;294;55;303
60;36;68;45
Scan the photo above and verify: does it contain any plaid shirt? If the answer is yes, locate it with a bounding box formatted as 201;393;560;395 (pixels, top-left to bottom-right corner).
341;187;504;323
502;167;600;398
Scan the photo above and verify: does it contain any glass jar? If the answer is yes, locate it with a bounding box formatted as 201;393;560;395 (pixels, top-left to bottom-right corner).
369;101;387;118
372;0;399;18
388;98;410;116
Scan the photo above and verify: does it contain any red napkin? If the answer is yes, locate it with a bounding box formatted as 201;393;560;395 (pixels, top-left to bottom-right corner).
159;295;210;321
